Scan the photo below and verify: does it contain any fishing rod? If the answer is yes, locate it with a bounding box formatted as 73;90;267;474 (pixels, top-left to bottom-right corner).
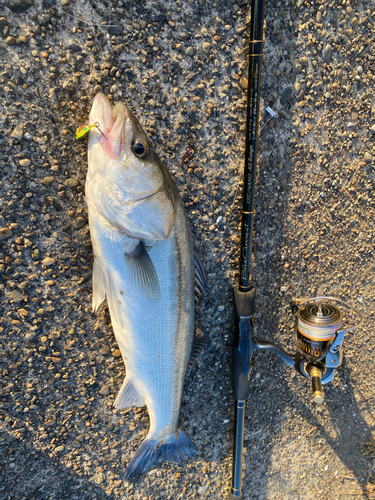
228;0;363;498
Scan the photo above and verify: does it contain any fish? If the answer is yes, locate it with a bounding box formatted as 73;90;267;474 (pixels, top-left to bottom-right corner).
86;92;199;478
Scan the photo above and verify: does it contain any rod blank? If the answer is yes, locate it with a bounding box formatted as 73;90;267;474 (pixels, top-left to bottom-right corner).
229;0;266;497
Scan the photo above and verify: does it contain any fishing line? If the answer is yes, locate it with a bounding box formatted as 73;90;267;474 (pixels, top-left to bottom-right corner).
42;0;115;28
297;302;342;341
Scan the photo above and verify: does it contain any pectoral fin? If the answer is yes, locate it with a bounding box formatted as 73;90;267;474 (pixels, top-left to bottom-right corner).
125;242;160;301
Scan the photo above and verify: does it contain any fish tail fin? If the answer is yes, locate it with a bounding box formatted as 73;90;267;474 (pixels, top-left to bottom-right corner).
124;430;195;479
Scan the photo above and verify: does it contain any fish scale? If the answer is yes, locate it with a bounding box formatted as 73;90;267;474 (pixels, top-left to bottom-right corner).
86;93;196;477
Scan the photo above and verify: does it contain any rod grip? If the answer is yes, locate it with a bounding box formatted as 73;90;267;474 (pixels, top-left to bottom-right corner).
231;286;256;400
231;347;252;401
229;400;246;500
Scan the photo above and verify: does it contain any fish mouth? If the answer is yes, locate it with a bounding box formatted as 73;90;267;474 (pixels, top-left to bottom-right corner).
89;92;115;136
89;93;130;159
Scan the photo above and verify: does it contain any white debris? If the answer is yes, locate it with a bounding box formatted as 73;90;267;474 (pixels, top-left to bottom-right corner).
266;106;276;117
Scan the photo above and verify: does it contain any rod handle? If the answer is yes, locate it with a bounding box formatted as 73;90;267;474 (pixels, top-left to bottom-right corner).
229;400;246;500
232;286;256;400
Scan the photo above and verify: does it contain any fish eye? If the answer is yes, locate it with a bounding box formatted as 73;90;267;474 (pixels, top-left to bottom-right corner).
132;139;149;159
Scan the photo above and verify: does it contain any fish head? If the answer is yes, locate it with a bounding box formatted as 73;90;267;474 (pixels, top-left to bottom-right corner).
87;93;176;242
89;92;154;163
89;93;152;161
88;92;169;197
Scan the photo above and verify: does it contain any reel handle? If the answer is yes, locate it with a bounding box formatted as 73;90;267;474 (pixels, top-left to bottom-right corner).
309;366;324;404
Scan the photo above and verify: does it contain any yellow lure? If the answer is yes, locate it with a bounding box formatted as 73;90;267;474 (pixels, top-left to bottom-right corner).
75;122;99;139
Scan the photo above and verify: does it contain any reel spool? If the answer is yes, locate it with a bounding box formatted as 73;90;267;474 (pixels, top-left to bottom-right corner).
296;302;342;361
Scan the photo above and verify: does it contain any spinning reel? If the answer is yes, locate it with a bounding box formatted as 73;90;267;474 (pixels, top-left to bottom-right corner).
231;289;363;408
229;290;363;499
290;296;363;403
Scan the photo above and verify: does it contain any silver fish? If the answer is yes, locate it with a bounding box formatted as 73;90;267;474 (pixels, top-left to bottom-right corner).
86;93;196;477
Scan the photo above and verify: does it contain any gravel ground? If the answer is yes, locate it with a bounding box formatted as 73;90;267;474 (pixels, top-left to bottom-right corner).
1;0;375;499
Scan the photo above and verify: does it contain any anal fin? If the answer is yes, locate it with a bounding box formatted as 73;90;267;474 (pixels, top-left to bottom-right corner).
92;259;107;312
114;377;145;409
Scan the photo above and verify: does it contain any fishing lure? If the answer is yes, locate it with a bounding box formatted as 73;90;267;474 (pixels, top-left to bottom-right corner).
76;121;107;140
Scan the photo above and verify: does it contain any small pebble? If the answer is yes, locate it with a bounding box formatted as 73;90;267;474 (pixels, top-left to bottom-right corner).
240;76;248;89
109;20;122;35
99;345;110;355
42;257;56;267
202;42;212;54
19;159;31;167
8;290;24;302
280;86;293;104
99;385;110;396
0;228;12;240
0;4;373;499
31;249;40;260
322;44;332;63
364;152;372;163
64;178;79;188
73;217;87;229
